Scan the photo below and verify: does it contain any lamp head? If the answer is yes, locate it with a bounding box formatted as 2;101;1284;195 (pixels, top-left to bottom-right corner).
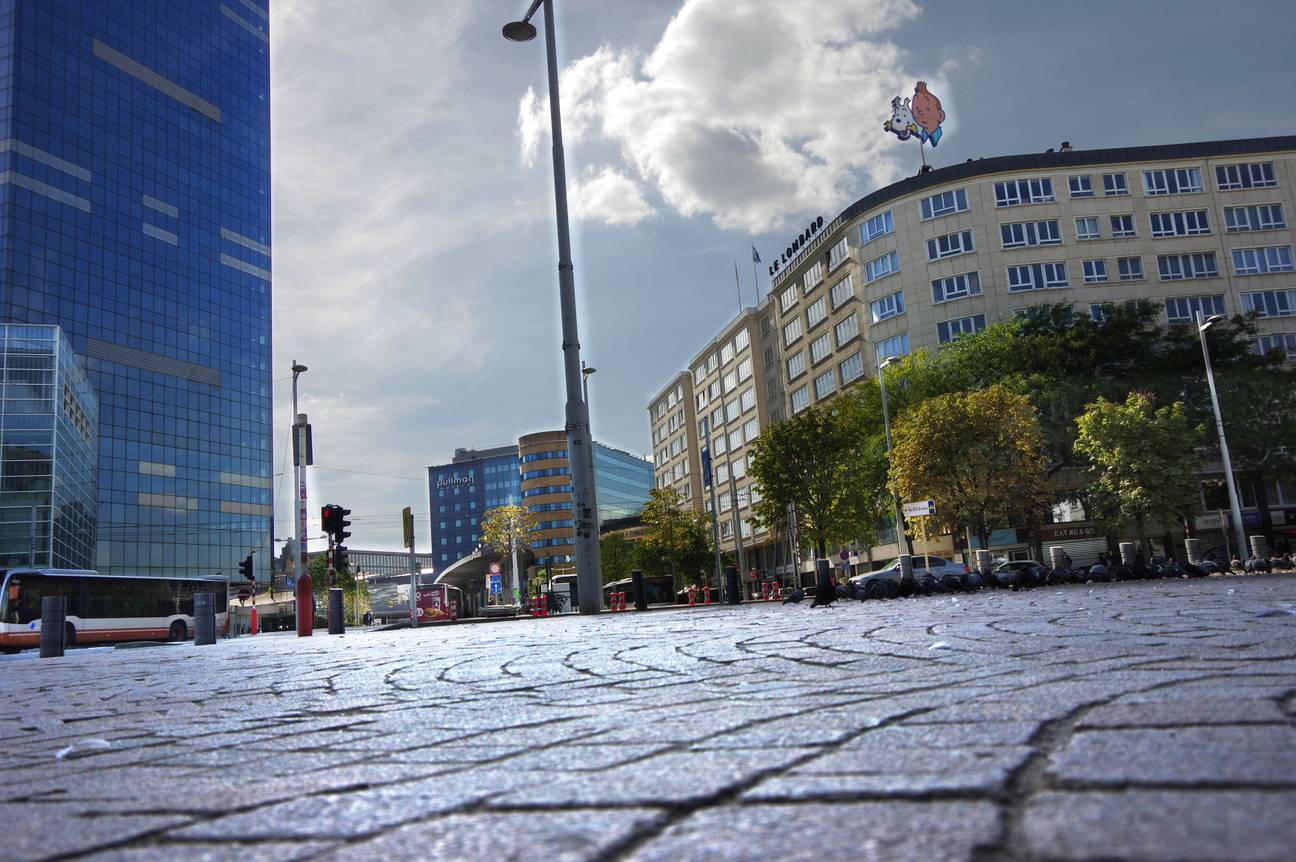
880;355;899;368
502;20;537;41
582;366;597;376
1198;314;1226;333
291;362;308;374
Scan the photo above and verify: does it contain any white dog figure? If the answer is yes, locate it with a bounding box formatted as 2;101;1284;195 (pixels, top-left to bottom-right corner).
883;96;919;140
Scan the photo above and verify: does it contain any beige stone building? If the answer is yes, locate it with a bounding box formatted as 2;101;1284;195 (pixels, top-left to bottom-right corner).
650;136;1296;573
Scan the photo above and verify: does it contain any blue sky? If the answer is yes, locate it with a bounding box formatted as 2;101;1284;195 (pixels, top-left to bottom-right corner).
269;0;1296;551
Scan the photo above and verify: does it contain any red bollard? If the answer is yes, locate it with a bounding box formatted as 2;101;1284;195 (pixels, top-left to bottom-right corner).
250;606;259;635
688;587;696;607
704;586;712;605
296;572;313;637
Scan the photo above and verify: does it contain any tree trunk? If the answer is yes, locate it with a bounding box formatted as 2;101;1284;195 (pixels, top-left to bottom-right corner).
1252;469;1274;548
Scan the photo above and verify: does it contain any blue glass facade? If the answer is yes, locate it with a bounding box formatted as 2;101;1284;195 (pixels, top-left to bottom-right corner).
428;446;520;573
593;443;654;527
0;2;273;578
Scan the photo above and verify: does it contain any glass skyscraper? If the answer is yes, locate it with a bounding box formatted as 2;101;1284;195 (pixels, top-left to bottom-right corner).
0;2;272;578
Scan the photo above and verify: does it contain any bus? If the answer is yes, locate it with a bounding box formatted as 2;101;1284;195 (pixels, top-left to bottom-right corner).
0;569;229;652
367;573;462;624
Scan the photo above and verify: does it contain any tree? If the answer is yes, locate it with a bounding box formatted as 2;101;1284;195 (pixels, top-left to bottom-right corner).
889;385;1051;549
1073;392;1204;556
599;532;636;585
307;552;367;624
748;395;889;558
639;488;713;589
480;504;537;601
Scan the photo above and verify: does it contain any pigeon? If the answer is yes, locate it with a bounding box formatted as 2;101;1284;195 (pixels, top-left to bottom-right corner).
782;587;805;605
809;584;838;608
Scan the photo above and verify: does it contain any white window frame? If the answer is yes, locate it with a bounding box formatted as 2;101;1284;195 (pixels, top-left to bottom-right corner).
1164;294;1226;324
813;369;836;400
809;332;832;365
1110;214;1136;238
1224;204;1286;233
834;312;860;346
786;350;806;380
931;271;982;304
1082;259;1108;284
1232;246;1294;276
803;261;824;293
829;274;855;309
1000;219;1061;249
920;188;968;220
870;290;906;323
790;385;810;414
994;177;1055;207
865;250;900;282
1142;167;1203;196
862;210;894;243
839;352;864;385
1150;210;1211;238
937;314;986;343
828;237;850;270
1242;289;1296;318
927;230;976;261
806;296;828;328
1157;252;1218;281
1102;172;1129;196
1118;256;1144;281
874;332;910;362
783;317;803;345
1068;175;1093;197
1075;217;1100;241
779;285;797;313
1216;162;1277;191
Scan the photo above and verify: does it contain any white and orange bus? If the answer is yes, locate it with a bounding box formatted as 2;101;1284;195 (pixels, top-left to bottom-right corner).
0;568;228;652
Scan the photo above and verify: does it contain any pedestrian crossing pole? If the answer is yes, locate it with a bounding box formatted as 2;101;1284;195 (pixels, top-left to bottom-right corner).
403;507;416;630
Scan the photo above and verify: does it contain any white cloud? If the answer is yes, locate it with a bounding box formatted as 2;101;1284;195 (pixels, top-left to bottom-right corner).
570;166;655;225
516;0;944;233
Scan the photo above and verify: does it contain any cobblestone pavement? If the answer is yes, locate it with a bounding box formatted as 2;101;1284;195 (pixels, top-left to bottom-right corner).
3;574;1296;862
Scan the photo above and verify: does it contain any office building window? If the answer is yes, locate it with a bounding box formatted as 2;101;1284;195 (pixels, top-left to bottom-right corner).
791;385;810;414
1255;333;1296;359
804;262;824;292
931;271;982;304
874;332;910;363
783;317;803;345
994;177;1055;207
927;230;975;260
720;341;735;365
1216;162;1276;190
1232;246;1294;275
1118;256;1144;281
830;274;855;309
1102;173;1129;196
814;369;836;399
869;291;905;323
839;352;864;385
834;313;860;346
1110;214;1136;238
1150;210;1211;237
1007;262;1068;291
862;210;894;243
810;333;832;364
865;250;900;282
743;417;759;440
1224;204;1285;232
1242;289;1296;318
779;285;798;312
735;328;750;350
937;314;987;343
740;387;756;413
1165;294;1226;324
1157;253;1218;281
920;188;968;219
806;296;828;328
1075;217;1100;240
1068;175;1093;197
737;357;753;381
1082;259;1108;284
787;351;806;380
1143;167;1203;195
828;237;850;270
1001;219;1061;248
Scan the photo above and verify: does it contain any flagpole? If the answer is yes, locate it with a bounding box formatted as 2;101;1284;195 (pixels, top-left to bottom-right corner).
733;261;743;312
752;258;760;302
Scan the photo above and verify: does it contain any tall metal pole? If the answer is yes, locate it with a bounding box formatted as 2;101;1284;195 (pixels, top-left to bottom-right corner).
409;535;417;629
1196;313;1248;562
703;423;724;600
539;0;601;611
292;361;311;636
877;360;912;556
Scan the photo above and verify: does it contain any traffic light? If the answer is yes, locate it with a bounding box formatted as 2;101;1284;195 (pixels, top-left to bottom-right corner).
321;504;338;537
333;545;349;571
402;506;414;549
335;506;352;543
238;553;254;581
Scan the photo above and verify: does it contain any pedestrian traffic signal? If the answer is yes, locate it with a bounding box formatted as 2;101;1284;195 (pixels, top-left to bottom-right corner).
333;545;349;571
239;553;254;581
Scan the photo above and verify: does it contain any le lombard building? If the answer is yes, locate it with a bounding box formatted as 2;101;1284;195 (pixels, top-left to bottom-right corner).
651;136;1296;573
0;1;273;578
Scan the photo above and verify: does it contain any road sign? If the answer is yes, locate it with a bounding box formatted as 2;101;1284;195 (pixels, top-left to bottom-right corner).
489;562;501;575
839;549;850;562
903;500;936;518
488;574;503;594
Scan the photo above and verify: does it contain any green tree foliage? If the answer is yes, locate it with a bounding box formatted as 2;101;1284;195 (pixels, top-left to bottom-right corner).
748;395;889;557
1073;392;1203;553
889;385;1051;548
306;552;368;624
638;488;713;588
481;504;537;600
599;532;637;585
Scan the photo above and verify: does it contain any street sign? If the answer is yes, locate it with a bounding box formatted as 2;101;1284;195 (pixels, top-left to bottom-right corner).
488;574;503;594
701;447;712;488
839;549;849;562
489;562;501;574
903;500;936;518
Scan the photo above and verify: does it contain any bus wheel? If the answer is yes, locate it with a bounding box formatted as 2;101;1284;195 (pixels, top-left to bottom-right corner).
64;623;76;647
169;621;187;642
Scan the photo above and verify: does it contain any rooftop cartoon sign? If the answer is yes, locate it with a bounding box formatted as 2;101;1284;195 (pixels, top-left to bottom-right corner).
884;80;946;168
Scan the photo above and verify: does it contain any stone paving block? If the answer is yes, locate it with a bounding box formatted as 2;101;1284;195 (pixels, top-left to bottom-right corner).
1048;726;1296;787
0;803;188;862
1023;790;1296;861
746;745;1033;798
78;841;336;862
1077;697;1288;728
625;801;1002;861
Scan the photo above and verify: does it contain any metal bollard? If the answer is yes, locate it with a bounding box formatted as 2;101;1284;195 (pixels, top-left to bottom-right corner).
1249;535;1269;561
1049;546;1067;571
724;565;741;604
976;549;992;577
1185;538;1202;565
631;570;646;612
898;553;913;582
328;588;345;634
40;595;66;659
193;591;215;646
1119;542;1137;566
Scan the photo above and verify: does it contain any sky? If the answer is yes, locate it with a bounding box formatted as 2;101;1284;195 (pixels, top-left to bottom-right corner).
269;0;1296;553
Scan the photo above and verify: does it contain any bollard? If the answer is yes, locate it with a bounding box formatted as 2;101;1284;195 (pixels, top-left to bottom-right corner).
1185;538;1202;566
194;591;215;646
1119;542;1137;566
703;585;712;605
688;586;696;607
249;605;259;636
619;592;627;612
725;566;742;604
1249;535;1269;561
898;553;913;583
631;569;647;612
976;549;992;577
328;588;345;634
296;571;314;637
39;595;65;659
1049;546;1067;572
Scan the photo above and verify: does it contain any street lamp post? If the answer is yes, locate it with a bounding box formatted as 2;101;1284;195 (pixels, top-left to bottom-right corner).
878;356;913;556
1196;313;1249;563
291;361;311;636
582;362;596;411
505;0;602;613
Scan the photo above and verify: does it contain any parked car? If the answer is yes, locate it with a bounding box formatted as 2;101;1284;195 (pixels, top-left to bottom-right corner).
990;559;1049;589
850;555;967;598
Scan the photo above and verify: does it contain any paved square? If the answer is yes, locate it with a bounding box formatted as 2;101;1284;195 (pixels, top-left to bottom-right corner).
3;574;1295;861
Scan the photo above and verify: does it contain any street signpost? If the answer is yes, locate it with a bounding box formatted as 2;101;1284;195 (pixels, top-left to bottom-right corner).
902;500;936;573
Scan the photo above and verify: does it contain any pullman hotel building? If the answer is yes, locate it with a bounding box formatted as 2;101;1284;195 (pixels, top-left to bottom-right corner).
649;136;1296;574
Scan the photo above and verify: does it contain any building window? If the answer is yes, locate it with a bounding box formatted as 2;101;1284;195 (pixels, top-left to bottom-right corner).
874;332;910;363
1007;262;1068;292
937;314;987;343
839;352;865;385
735;329;749;350
1000;219;1061;248
806;296;828;328
927;230;975;261
1110;214;1136;238
1102;173;1129;196
870;290;906;323
809;333;832;365
728;428;743;450
1150;210;1211;237
779;286;798;313
1242;289;1296;318
791;385;810;414
1157;252;1218;281
743;417;759;440
725;397;740;422
862;210;894;243
1255;333;1296;359
1118;256;1144;281
828;237;850;270
1216;162;1276;191
720;341;735;365
1082;259;1108;284
1165;295;1226;324
1224;204;1286;232
737;357;753;381
722;370;737;393
760;315;772;336
814;369;836;399
920;188;968;219
1068;175;1093;197
931;271;982;304
1075;217;1100;240
1143;167;1203;196
786;351;806;380
740;387;756;413
830;274;855;309
713;433;727;456
834;313;860;346
783;317;803;345
803;262;824;293
865;250;900;282
1232;246;1294;276
994;177;1055;207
